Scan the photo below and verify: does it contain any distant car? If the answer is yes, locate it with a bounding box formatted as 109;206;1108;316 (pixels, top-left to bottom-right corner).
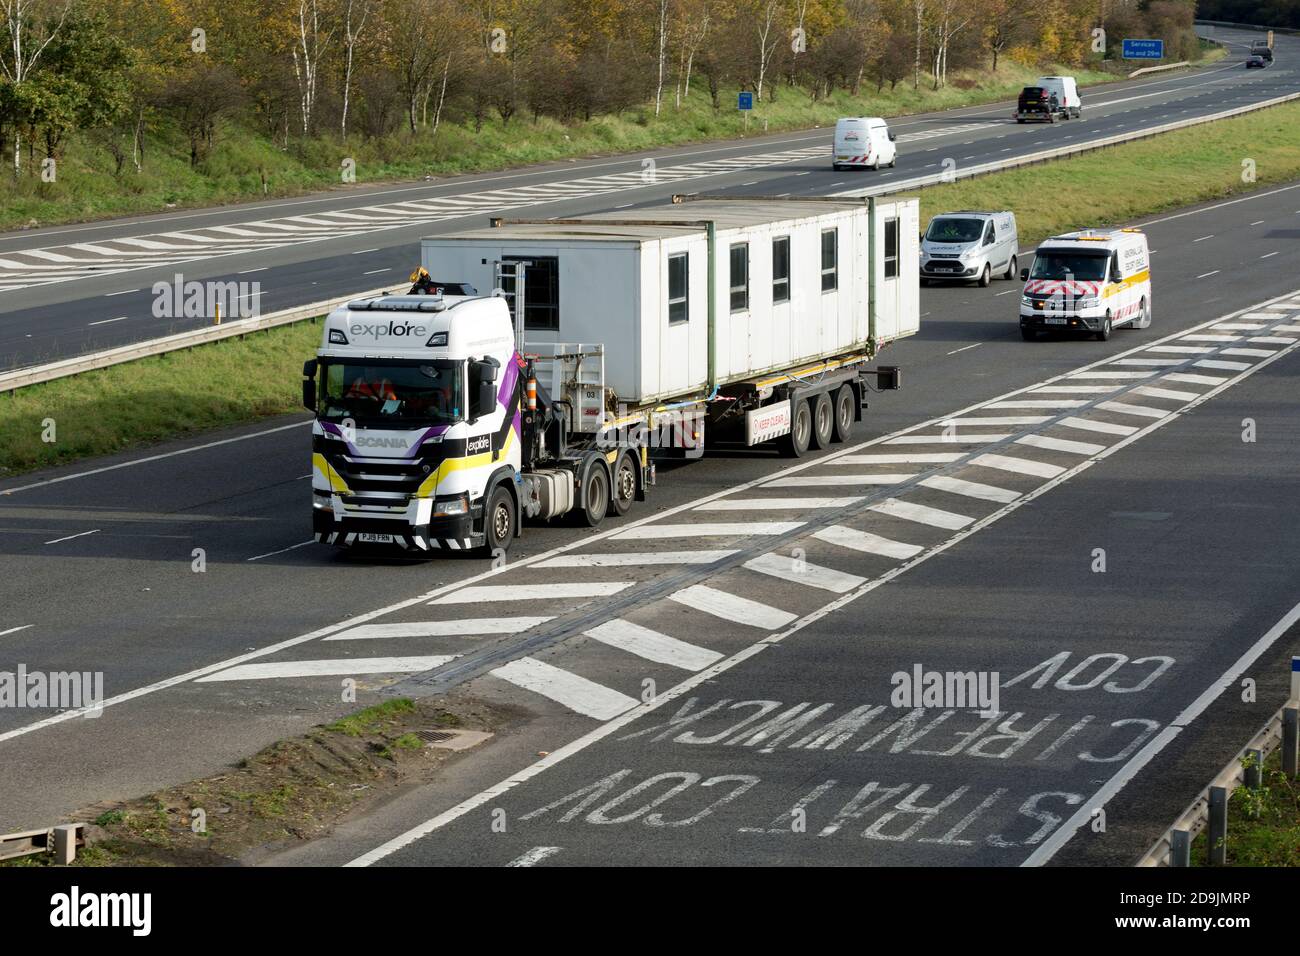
832;117;898;171
1247;54;1266;68
1251;41;1274;61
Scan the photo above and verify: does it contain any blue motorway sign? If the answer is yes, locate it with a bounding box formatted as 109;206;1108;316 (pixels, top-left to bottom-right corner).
1122;38;1165;60
738;91;754;110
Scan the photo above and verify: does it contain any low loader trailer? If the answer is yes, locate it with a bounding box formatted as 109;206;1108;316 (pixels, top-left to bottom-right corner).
303;195;920;555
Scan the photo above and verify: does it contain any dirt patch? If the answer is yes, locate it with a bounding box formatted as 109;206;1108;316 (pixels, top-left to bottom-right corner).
9;695;521;867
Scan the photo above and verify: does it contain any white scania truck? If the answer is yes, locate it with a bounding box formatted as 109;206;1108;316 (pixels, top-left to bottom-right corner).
303;195;920;555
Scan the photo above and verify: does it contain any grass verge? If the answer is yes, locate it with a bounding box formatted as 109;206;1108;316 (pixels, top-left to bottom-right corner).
1;696;511;867
3;99;1299;482
1191;748;1300;866
0;62;1128;231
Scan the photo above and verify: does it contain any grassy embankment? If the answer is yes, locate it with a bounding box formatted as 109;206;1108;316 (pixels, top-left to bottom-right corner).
1191;747;1300;866
0;61;1124;231
3;97;1299;482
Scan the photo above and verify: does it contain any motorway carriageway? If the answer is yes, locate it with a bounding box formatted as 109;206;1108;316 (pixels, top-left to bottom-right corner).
0;24;1295;368
0;176;1298;867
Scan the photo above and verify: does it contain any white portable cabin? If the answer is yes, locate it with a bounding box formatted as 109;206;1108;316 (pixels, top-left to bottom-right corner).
420;197;919;408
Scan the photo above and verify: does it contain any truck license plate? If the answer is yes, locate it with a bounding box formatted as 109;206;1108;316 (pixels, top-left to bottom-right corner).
358;533;394;544
1045;317;1067;325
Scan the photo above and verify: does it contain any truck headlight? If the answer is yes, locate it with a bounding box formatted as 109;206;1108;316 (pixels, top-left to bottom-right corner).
432;495;469;518
1075;296;1099;309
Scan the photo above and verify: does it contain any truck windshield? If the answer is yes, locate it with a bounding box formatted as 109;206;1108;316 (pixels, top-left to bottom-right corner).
925;218;984;243
319;359;463;426
1029;251;1109;281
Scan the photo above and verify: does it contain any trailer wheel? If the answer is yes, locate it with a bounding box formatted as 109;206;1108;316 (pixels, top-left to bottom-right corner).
810;393;834;450
780;398;812;457
831;386;855;443
484;485;515;555
578;462;610;527
607;450;638;518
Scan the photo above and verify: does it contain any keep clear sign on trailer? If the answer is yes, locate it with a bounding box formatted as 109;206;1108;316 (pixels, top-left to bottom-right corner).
1121;38;1164;59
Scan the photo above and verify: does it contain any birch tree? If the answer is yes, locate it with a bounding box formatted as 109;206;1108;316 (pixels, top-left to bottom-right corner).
291;0;335;136
339;0;372;139
0;0;73;172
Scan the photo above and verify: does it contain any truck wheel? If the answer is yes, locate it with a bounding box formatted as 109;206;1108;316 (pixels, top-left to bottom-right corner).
484;485;515;555
978;263;991;288
780;399;812;458
1133;297;1151;329
1004;254;1017;280
810;393;834;450
607;450;638;518
831;385;855;443
1096;313;1112;342
578;462;610;527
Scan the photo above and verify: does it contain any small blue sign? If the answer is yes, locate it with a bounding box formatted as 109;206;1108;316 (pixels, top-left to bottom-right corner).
1122;38;1164;60
738;91;754;111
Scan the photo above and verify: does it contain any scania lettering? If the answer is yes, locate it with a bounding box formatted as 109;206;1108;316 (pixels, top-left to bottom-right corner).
303;196;920;556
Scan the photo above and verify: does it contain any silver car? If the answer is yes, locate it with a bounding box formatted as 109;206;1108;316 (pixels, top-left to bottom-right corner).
920;211;1019;288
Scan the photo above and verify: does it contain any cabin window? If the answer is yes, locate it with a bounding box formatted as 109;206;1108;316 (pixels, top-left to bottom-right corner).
772;236;790;304
821;228;838;292
668;252;689;324
884;218;899;279
501;255;559;331
730;242;749;312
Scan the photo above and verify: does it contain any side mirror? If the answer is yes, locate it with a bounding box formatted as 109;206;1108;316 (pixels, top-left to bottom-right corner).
477;381;496;419
1019;268;1029;281
302;359;317;412
469;357;501;421
888;132;896;142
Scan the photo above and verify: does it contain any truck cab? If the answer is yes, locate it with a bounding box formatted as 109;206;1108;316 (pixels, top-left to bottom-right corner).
304;294;523;553
1018;229;1151;341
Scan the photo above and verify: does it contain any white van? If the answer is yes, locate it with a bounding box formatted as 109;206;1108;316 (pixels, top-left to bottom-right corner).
1019;228;1151;341
1038;76;1081;118
920;210;1019;287
833;117;897;171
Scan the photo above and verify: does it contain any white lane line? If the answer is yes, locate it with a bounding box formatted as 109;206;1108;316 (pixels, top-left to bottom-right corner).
535;551;736;567
1148;345;1213;354
994;289;1017;297
1057;416;1138;436
1110;358;1183;366
431;582;633;604
1026;599;1300;866
1069;370;1154;379
1015;433;1106;456
1276;325;1300;333
970;453;1066;479
87;316;128;327
490;657;637;720
947;343;983;354
941;416;1050;426
324;618;552;641
986;400;1086;409
506;846;562;867
351;248;379;255
868;497;973;530
1248;337;1295;345
812;524;923;560
104;288;139;296
584;619;723;671
883;434;1010;445
363;268;391;275
1131;385;1200;402
0;625;34;638
196;655;459;682
345;324;1300;867
1095;401;1169;419
44;529;100;545
237;267;267;275
695;496;863;511
1192;234;1214;242
668;585;797;630
744;551;866;594
1195;358;1252;371
836;453;962;465
1182;333;1241;342
1211;323;1265;331
1164;372;1229;386
918;475;1019;504
1220;347;1277;358
611;521;803;540
1196;270;1220;279
1028;385;1120;394
1260;251;1280;259
762;474;913;488
247;540;315;561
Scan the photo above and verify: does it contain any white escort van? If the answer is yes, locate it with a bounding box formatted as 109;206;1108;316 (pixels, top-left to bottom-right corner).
920;210;1019;287
1019;228;1152;341
833;117;897;171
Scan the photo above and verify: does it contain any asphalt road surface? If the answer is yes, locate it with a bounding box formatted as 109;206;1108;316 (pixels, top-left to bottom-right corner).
0;23;1293;369
2;161;1298;871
